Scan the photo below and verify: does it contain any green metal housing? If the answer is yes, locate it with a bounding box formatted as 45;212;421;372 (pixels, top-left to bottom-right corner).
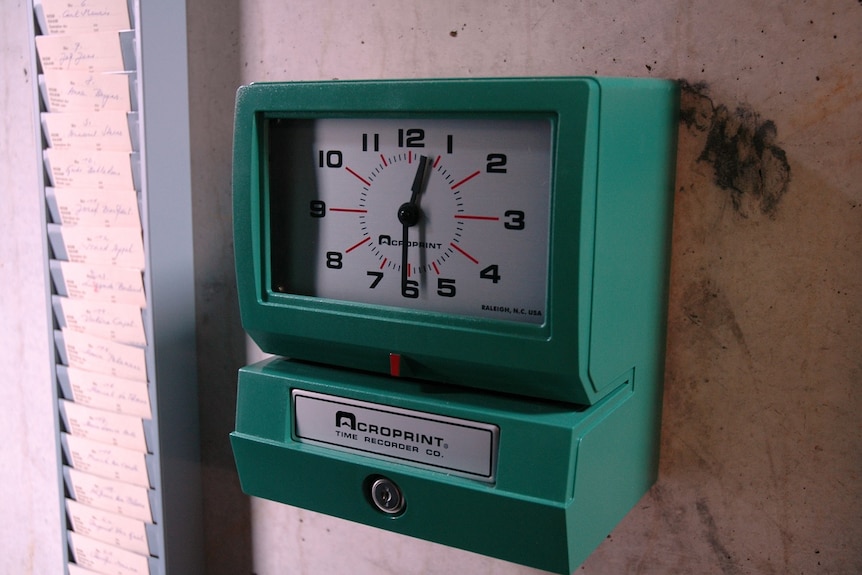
231;77;678;573
232;77;678;405
232;356;657;574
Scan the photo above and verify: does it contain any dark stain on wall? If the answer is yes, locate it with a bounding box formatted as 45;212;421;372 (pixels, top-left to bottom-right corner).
680;80;792;218
681;277;749;354
696;498;742;575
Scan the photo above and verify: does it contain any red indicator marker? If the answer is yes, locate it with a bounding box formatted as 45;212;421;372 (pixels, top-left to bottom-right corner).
408;151;413;163
345;166;371;186
433;155;441;168
379;258;388;270
450;242;479;264
330;208;368;213
451;170;481;190
456;214;500;221
345;237;371;253
380;154;388;167
432;262;440;274
389;353;401;377
407;263;412;278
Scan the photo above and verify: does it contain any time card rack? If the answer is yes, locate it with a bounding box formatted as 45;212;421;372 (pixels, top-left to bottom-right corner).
28;1;203;573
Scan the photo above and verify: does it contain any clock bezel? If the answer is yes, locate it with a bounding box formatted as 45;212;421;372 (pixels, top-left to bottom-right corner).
264;114;555;324
233;78;600;404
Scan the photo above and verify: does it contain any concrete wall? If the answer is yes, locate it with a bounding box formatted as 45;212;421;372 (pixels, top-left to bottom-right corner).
1;3;59;573
2;0;860;573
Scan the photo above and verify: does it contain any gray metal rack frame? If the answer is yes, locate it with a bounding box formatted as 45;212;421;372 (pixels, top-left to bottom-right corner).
27;1;204;573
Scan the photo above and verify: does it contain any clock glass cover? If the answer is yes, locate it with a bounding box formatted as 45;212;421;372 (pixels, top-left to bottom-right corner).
267;117;552;324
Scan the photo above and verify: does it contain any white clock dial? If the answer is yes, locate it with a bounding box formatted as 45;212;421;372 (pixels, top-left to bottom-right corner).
268;117;552;324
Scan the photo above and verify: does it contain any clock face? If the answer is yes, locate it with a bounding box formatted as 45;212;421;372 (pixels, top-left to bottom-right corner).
267;117;552;324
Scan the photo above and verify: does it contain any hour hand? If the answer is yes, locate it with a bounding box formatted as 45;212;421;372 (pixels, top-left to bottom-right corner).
398;155;429;227
409;155;430;206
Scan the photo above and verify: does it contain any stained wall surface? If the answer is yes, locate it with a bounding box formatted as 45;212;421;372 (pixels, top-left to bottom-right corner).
2;1;860;574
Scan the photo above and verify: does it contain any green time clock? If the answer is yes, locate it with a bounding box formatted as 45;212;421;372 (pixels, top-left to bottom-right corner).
231;77;678;574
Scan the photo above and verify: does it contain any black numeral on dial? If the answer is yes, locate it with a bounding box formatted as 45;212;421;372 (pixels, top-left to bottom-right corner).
437;278;456;297
310;200;326;218
362;133;380;152
486;153;507;173
397;128;425;148
480;264;501;283
402;279;419;298
318;150;343;168
504;210;525;230
367;271;383;288
326;252;343;269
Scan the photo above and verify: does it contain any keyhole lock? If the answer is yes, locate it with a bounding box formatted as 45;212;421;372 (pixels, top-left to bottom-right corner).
369;476;405;515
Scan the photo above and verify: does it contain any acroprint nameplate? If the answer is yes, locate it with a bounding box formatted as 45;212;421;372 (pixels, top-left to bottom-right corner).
293;390;499;482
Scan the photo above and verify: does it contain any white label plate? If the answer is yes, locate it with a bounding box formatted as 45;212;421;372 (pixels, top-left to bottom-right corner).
293;390;499;482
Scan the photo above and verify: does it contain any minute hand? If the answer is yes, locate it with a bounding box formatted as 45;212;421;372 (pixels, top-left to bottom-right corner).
398;155;429;298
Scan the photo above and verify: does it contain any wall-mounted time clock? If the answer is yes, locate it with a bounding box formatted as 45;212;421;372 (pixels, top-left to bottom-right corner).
233;77;676;404
231;77;678;574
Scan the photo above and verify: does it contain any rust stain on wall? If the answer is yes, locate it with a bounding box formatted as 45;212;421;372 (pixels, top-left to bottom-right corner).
680;81;792;218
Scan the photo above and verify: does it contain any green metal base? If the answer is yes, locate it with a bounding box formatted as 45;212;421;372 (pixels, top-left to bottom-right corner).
231;357;662;574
